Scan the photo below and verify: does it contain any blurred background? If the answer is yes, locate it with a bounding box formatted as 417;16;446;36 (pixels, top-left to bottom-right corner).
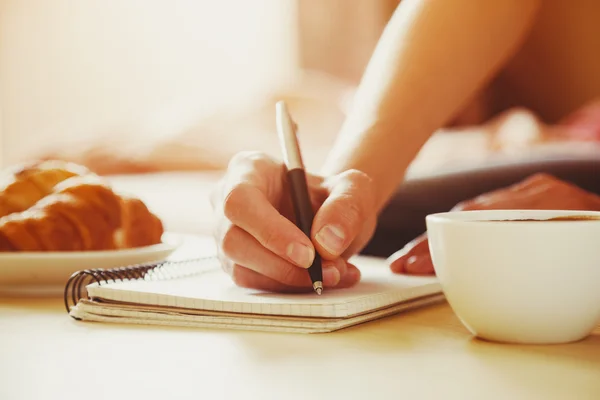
0;0;399;173
0;0;406;235
2;0;600;237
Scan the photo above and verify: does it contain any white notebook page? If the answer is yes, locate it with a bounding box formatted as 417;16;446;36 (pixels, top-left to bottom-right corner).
86;256;441;318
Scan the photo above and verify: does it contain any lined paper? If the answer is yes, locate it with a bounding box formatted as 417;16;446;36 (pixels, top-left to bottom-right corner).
86;256;441;319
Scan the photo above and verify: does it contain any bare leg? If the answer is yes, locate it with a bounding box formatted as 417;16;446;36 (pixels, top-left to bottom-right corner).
362;156;600;257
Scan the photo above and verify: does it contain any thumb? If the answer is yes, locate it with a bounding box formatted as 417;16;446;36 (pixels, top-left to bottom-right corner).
387;233;429;273
311;170;375;259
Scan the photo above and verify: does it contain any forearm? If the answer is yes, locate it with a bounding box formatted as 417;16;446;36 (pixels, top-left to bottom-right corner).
321;0;541;212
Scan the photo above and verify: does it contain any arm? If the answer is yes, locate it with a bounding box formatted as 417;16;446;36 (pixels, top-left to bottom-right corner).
321;0;542;211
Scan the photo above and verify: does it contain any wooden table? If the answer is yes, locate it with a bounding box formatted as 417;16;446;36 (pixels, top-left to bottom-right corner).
2;295;599;400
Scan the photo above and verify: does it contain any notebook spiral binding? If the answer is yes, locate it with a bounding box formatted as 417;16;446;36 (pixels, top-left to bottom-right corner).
63;256;214;318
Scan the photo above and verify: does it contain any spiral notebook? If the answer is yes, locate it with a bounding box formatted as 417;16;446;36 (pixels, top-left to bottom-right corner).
65;255;444;333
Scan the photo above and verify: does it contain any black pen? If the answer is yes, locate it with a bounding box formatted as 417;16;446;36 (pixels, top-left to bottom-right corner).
275;101;323;295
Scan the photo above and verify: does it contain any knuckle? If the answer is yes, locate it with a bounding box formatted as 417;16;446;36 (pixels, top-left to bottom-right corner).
341;169;373;188
219;224;240;258
336;193;363;226
222;182;252;221
528;172;556;184
326;170;375;228
257;222;280;250
228;151;273;170
277;264;302;286
246;152;273;169
228;151;258;167
342;169;375;210
230;265;250;288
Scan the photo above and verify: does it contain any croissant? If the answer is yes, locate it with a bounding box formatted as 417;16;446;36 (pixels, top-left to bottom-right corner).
0;160;164;252
0;160;90;217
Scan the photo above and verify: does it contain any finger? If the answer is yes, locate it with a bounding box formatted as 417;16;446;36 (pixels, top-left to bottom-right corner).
456;173;560;211
230;265;306;293
404;253;435;275
230;262;342;292
223;182;315;269
336;263;361;289
452;199;483;211
387;234;429;273
328;253;348;277
220;223;341;287
311;170;375;259
220;152;315;268
456;185;542;211
509;173;557;191
452;173;555;211
223;151;288;205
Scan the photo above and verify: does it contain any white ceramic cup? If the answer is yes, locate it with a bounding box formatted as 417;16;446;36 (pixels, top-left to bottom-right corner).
426;209;600;344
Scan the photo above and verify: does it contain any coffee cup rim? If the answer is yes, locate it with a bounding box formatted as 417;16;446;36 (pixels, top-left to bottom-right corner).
426;209;600;225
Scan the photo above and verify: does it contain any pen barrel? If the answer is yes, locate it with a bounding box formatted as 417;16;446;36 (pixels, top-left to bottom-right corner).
287;168;323;283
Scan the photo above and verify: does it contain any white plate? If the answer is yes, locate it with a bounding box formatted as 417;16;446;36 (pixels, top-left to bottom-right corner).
0;232;186;293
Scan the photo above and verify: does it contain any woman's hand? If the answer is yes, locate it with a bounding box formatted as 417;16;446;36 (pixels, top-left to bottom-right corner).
388;173;600;275
210;151;377;292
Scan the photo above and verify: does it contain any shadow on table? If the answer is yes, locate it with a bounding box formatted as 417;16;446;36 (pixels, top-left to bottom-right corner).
466;332;600;366
232;302;600;366
230;302;463;359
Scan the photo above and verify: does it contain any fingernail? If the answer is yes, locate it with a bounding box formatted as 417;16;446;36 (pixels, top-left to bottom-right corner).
322;264;341;286
315;225;345;255
405;255;433;275
287;243;314;268
393;256;416;275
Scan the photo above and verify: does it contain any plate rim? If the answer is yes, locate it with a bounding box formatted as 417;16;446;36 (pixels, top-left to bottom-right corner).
0;231;184;260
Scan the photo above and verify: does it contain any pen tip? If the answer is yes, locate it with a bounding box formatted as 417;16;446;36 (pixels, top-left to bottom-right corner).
313;281;323;295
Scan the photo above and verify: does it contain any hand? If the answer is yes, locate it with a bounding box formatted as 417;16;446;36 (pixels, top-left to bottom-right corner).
388;173;600;275
210;151;377;292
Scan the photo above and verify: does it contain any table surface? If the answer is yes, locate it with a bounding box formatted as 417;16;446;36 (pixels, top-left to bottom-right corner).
2;236;599;400
2;294;600;400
